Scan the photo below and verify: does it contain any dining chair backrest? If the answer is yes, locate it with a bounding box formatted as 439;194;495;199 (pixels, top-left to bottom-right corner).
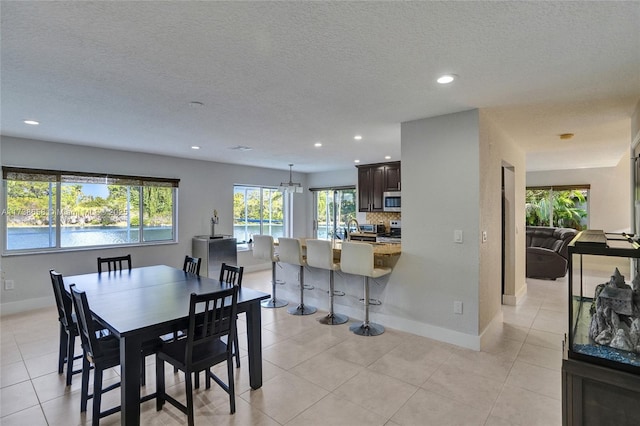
183;255;201;275
219;263;243;288
253;235;276;262
277;237;305;266
305;239;338;270
185;286;238;367
50;270;74;329
70;284;105;360
340;241;375;277
97;254;132;273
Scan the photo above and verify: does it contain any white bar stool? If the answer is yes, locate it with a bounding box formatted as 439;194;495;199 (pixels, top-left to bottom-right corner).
340;241;391;336
253;235;288;308
305;239;348;325
278;238;317;316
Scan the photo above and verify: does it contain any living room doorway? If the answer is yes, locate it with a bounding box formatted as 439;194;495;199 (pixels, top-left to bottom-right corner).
502;163;516;301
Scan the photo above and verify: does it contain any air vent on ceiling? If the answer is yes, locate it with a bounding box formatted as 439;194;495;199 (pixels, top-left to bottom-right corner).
228;145;253;151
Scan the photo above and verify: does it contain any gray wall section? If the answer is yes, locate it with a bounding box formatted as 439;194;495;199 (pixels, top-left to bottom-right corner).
398;109;481;337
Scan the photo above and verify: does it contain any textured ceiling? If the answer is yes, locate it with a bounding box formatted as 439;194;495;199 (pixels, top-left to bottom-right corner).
1;1;639;173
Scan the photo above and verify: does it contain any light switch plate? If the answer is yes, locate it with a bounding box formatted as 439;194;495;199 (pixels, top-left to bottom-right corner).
454;230;463;243
453;301;463;314
482;231;487;243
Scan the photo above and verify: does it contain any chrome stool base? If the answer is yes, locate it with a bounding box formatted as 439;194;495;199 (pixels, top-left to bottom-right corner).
319;312;348;325
350;322;384;336
261;298;288;309
288;304;317;316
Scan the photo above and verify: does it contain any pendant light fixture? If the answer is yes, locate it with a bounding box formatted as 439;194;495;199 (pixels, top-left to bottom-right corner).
279;164;303;194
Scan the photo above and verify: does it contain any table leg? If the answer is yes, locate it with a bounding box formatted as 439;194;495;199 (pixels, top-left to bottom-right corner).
245;301;263;389
120;334;142;426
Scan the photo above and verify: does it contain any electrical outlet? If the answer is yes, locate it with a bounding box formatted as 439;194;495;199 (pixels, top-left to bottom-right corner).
453;300;463;314
454;230;463;243
4;279;15;290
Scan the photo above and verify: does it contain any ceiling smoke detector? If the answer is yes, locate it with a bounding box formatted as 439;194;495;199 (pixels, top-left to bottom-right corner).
559;133;575;140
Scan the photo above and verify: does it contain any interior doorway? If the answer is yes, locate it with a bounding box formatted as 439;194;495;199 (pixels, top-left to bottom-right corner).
502;163;516;302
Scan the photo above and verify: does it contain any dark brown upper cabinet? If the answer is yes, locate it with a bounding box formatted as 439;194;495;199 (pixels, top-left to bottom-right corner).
357;161;400;212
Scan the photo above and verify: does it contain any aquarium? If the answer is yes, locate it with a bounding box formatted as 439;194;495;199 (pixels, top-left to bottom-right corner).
568;230;640;375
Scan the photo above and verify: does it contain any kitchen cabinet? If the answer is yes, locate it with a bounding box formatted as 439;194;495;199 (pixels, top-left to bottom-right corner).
384;162;401;191
357;162;400;212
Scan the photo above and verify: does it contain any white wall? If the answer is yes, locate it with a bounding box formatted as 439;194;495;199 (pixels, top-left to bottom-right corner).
526;155;631;233
478;112;527;329
397;110;481;338
0;136;309;313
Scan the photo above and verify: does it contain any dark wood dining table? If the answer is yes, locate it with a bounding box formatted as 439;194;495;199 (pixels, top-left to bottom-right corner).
64;265;270;426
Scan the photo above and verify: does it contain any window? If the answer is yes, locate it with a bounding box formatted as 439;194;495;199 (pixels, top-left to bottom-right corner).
3;167;179;252
311;187;356;240
233;185;284;243
525;185;589;230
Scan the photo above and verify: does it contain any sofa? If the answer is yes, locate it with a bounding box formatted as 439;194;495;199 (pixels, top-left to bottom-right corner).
526;226;578;280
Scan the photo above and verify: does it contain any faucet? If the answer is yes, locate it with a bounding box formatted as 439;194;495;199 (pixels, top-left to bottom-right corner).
345;218;360;241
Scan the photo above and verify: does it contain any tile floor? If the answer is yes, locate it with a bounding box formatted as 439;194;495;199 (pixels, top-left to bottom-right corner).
0;271;568;425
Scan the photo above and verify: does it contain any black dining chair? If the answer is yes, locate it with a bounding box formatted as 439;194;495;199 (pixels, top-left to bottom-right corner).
70;284;158;426
97;254;132;273
183;255;201;275
50;270;86;386
219;263;243;368
155;286;239;426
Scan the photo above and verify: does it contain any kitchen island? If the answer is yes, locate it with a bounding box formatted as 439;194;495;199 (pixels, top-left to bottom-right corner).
278;238;402;267
270;238;401;320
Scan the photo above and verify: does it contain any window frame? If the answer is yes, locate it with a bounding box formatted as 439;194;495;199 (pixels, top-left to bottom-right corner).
2;167;179;254
310;185;357;240
525;184;590;230
233;184;287;244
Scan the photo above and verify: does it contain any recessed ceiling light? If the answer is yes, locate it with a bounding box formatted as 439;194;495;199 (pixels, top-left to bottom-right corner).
385;155;391;160
354;159;360;163
314;142;322;147
191;146;200;150
354;135;362;141
23;119;39;125
437;74;457;84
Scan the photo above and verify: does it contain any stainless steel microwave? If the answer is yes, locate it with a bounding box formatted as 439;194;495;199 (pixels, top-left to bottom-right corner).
383;191;401;212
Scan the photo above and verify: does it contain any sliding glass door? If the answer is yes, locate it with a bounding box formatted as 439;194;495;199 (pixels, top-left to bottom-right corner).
312;187;356;240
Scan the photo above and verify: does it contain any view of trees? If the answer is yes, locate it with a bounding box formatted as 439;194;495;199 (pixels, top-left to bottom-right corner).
6;181;173;227
233;187;283;225
525;188;587;230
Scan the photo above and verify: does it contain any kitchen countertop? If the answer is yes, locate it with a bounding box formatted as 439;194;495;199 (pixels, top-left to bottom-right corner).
273;238;401;268
286;238;401;257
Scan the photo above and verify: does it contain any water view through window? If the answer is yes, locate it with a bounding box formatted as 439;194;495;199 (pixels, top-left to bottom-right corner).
3;167;178;252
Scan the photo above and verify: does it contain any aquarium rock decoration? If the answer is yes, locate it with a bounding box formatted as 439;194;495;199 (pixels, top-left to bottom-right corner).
588;268;640;354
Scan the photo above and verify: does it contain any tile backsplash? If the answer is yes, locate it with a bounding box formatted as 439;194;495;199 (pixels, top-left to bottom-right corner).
365;212;401;230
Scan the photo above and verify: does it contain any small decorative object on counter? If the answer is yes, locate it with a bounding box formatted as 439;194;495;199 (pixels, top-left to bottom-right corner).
211;209;219;238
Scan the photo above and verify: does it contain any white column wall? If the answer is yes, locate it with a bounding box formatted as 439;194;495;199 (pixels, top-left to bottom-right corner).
397;109;481;338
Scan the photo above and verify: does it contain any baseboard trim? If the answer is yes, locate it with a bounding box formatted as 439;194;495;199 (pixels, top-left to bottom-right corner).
374;312;482;351
479;310;505;350
503;283;527;306
1;296;53;316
